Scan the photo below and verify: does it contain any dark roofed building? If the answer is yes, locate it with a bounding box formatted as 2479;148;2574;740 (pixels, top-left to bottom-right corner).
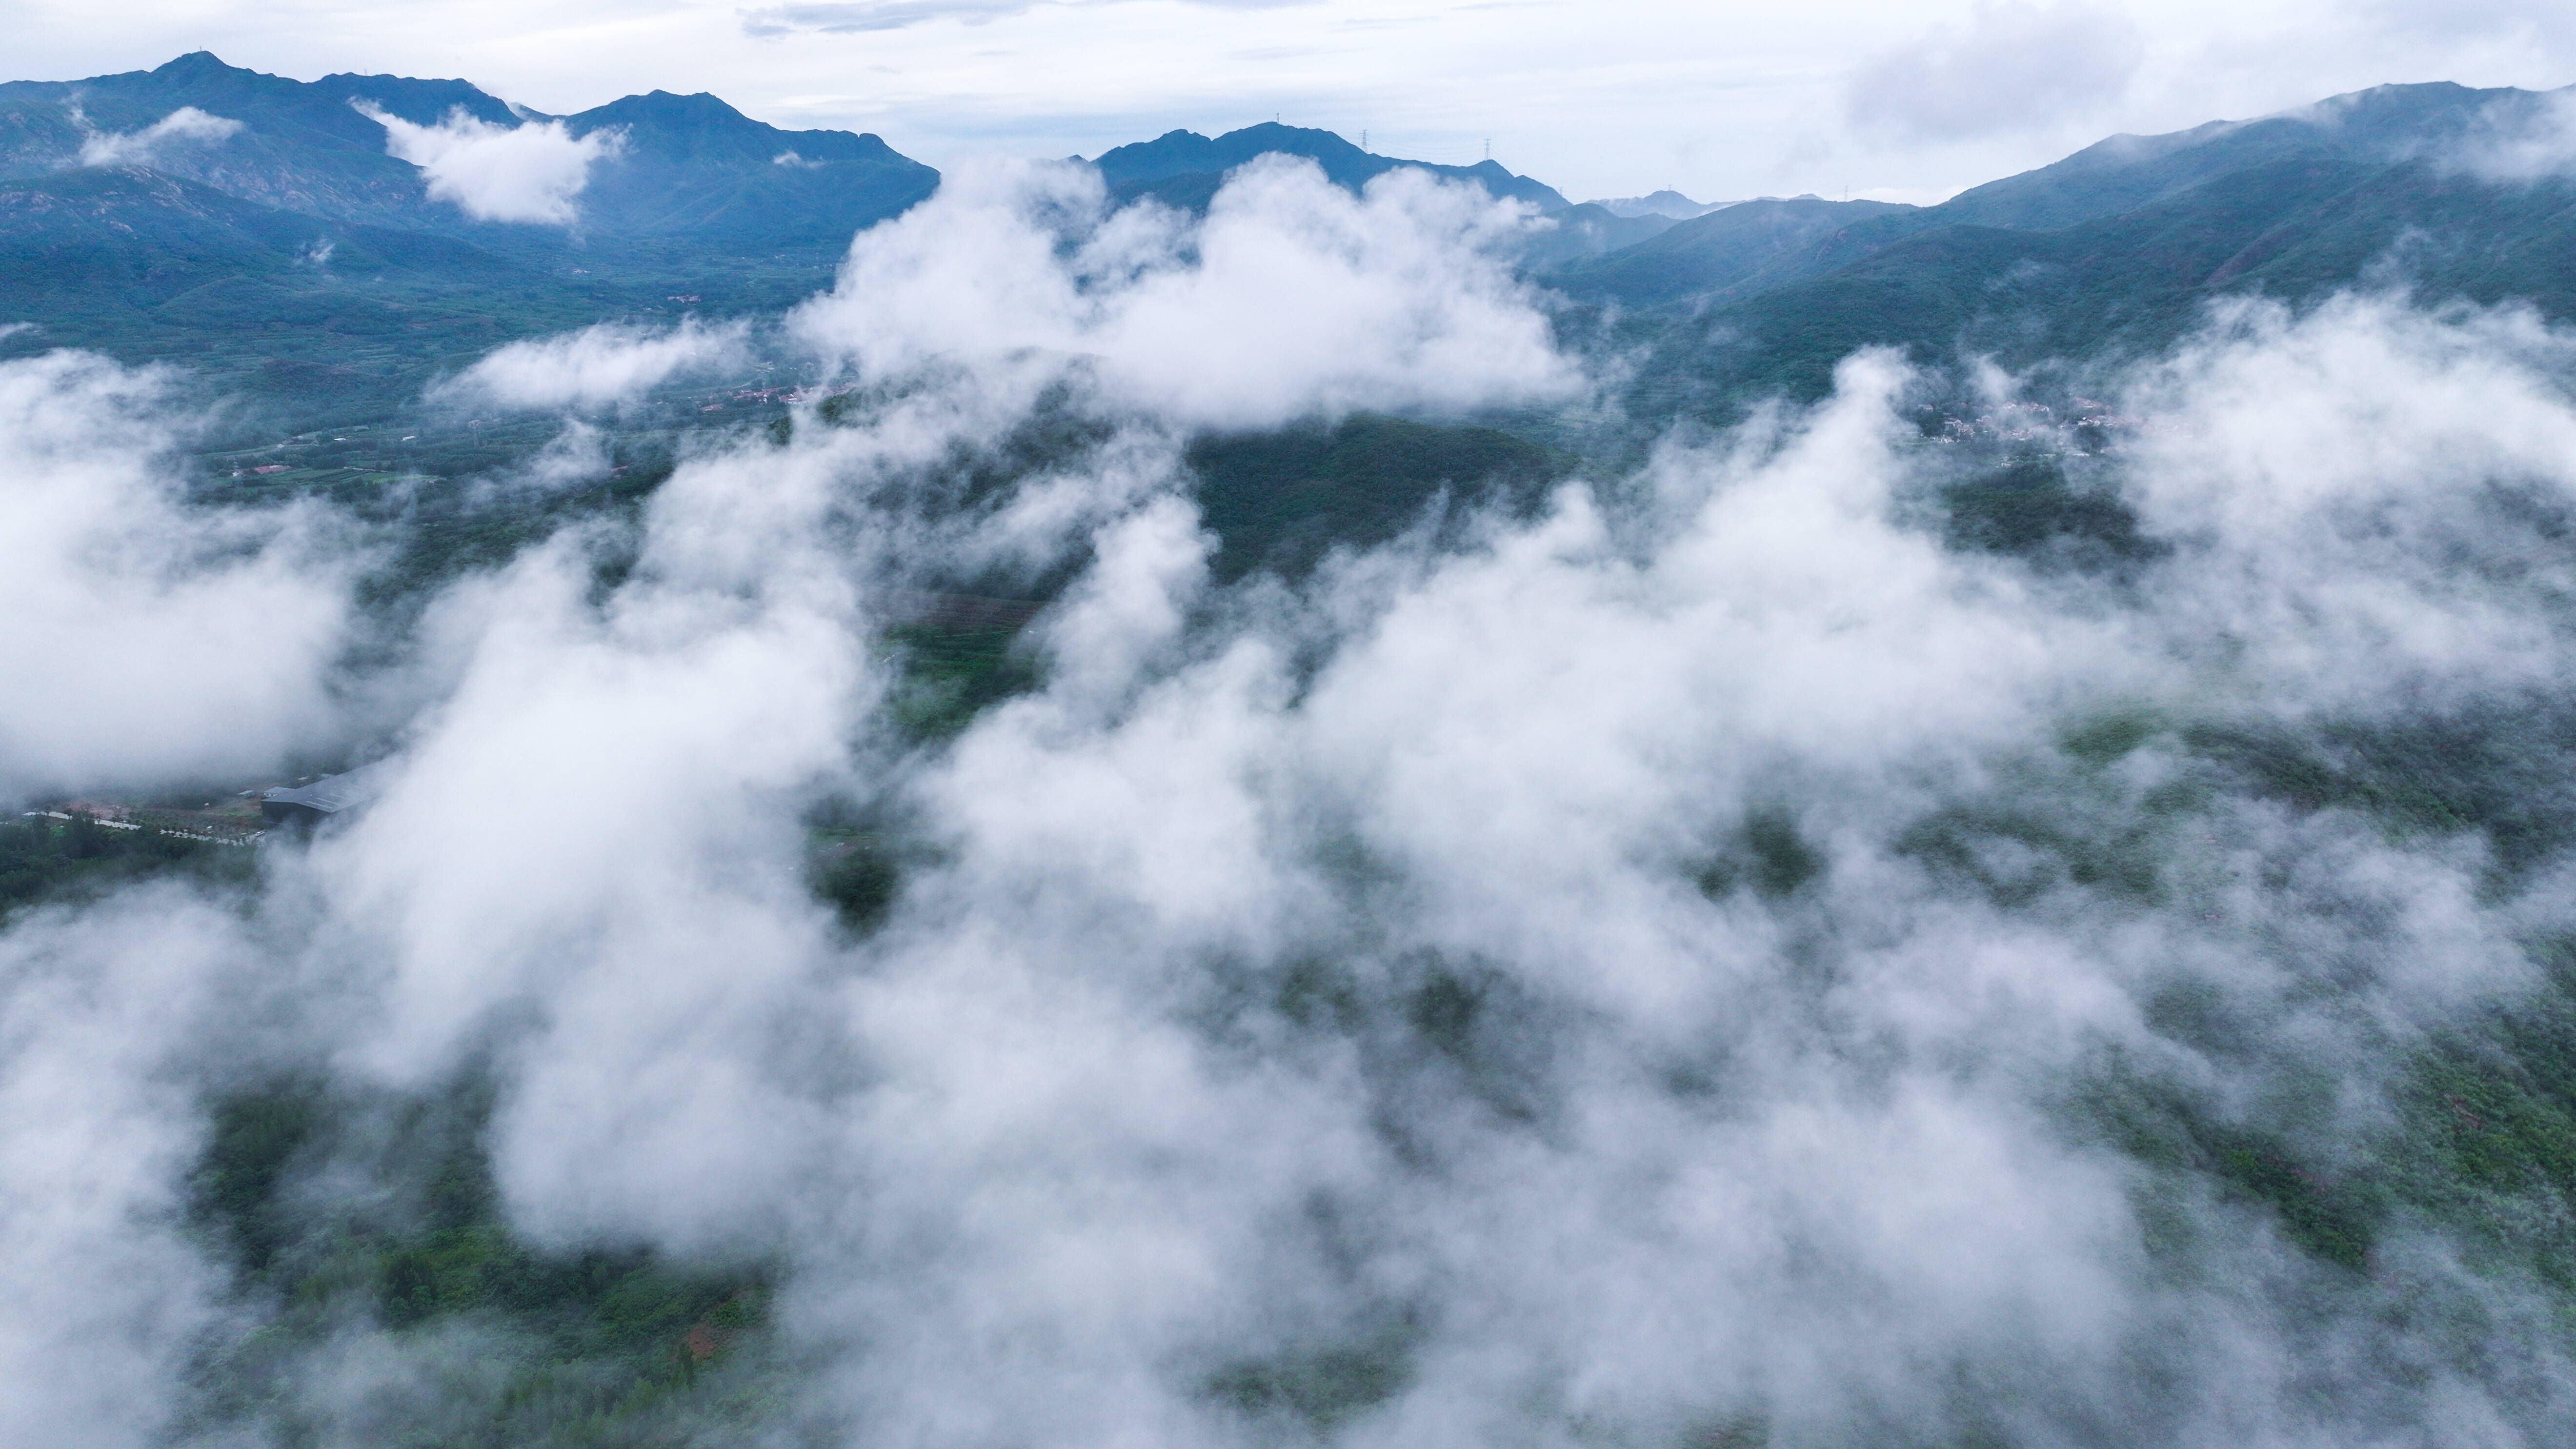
260;760;392;827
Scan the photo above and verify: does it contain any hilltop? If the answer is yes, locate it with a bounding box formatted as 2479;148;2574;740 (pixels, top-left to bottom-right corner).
1086;122;1568;212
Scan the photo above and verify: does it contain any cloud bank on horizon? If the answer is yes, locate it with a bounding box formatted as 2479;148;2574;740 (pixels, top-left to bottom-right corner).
8;149;2576;1445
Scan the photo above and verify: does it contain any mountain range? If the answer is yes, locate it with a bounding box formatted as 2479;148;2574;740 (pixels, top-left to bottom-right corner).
3;53;2574;428
1573;81;2576;417
0;50;937;242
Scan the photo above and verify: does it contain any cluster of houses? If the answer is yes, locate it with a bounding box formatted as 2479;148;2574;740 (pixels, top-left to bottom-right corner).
1930;398;2148;447
21;761;390;847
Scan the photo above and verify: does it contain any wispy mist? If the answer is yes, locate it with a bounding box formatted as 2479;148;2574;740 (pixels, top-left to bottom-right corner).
75;105;244;168
435;319;751;414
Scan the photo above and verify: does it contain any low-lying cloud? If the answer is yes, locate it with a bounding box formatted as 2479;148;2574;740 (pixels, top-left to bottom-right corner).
0;892;248;1447
360;104;625;225
12;157;2576;1448
432;318;750;412
0;351;349;800
74;106;244;168
792;157;1577;428
2448;84;2576;180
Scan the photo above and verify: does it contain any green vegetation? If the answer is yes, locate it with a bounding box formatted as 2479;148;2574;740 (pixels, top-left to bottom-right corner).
1205;1323;1419;1431
883;624;1038;741
2084;1063;2383;1273
1922;708;2576;1285
1939;455;2163;572
181;1078;777;1447
1693;806;1830;901
0;813;249;917
2184;707;2576;887
1895;789;2170;910
2080;951;2576;1290
1187;413;1570;581
1549;195;1916;309
0;158;855;431
2375;947;2576;1295
809;829;905;934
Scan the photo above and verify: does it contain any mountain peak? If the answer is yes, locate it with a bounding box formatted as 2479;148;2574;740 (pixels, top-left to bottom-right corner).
154;51;239;75
1589;189;1730;220
607;90;751;120
1089;122;1567;210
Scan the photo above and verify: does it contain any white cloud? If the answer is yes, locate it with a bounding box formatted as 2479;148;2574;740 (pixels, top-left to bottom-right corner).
510;419;614;492
432;318;749;411
75;105;244;167
358;103;624;225
279;284;2576;1441
0;351;351;801
1847;1;2146;142
782;301;2576;1440
17;134;2576;1443
791;156;1578;428
0;893;248;1448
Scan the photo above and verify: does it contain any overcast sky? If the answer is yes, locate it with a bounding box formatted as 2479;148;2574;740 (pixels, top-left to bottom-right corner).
6;0;2573;203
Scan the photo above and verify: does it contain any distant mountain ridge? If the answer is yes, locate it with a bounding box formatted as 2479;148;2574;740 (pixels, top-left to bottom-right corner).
1590;190;1732;220
1552;79;2576;422
0;52;946;415
1087;123;1569;213
0;51;938;246
1553;79;2576;315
